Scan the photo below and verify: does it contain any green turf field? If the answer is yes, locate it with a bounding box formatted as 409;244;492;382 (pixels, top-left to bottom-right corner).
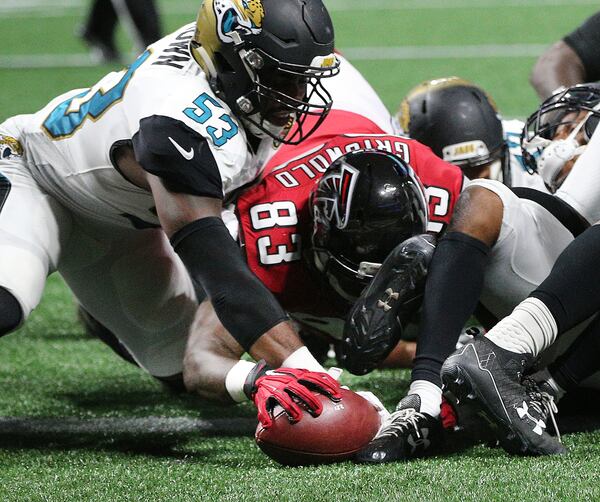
2;1;600;500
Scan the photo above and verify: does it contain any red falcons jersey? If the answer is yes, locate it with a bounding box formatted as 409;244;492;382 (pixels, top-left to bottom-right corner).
236;112;465;314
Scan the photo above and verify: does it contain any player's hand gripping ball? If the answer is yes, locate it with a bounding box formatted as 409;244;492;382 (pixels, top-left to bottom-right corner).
251;367;381;465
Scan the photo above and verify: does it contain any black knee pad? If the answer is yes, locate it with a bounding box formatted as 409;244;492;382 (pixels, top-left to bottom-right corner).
0;287;23;336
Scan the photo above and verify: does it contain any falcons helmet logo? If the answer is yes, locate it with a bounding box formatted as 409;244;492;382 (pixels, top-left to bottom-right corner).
314;161;360;229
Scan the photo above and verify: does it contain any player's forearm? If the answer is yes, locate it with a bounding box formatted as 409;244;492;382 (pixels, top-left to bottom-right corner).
183;301;319;402
530;41;587;100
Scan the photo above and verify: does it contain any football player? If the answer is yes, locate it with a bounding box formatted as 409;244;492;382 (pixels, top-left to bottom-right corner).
355;83;600;462
183;59;466;411
531;11;600;100
441;83;600;456
397;76;547;191
0;0;345;420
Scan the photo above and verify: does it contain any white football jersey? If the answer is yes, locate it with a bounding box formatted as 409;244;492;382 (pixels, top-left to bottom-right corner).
16;24;270;229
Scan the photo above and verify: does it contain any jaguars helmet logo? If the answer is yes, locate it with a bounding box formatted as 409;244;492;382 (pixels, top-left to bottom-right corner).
0;135;23;160
213;0;264;44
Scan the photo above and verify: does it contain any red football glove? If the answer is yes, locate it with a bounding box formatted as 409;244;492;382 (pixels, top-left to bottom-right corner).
251;367;342;429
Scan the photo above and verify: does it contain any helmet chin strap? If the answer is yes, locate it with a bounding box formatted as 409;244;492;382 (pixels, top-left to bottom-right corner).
241;113;285;140
192;44;218;80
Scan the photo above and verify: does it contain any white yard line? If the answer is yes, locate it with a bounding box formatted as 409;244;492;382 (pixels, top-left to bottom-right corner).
0;54;100;69
0;416;256;435
325;0;600;10
0;44;547;70
0;0;597;17
342;44;548;60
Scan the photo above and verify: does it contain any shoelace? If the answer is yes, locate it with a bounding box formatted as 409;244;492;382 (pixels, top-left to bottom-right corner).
522;377;562;443
375;408;426;439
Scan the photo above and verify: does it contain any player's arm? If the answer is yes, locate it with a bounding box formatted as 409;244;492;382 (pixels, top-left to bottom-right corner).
135;116;338;421
146;170;299;355
182;298;343;428
530;12;600;100
530;41;586;100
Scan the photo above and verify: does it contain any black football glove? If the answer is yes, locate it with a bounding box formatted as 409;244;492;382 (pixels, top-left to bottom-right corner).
339;233;436;375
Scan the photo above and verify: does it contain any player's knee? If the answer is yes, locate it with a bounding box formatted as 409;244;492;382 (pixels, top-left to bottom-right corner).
0;287;23;336
448;185;503;246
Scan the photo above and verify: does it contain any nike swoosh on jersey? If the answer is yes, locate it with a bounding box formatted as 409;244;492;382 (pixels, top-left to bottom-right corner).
168;136;194;160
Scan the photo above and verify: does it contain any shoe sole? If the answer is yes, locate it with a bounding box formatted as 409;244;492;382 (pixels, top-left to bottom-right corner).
441;344;561;456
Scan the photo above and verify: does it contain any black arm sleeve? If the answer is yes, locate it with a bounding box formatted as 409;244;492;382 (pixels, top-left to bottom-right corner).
132;115;223;198
171;217;289;351
563;11;600;81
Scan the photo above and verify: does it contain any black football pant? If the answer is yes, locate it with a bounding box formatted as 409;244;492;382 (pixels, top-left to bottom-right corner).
83;0;162;49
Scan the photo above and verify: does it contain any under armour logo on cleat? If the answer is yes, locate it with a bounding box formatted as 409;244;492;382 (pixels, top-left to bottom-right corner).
377;288;400;312
478;351;496;370
516;401;546;435
407;428;430;453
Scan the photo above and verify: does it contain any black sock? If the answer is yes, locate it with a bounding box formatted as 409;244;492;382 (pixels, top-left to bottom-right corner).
531;224;600;334
549;313;600;393
411;232;489;386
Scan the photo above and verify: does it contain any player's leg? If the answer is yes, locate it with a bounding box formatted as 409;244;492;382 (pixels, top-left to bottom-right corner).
0;128;71;335
111;0;162;49
356;183;504;463
59;223;198;380
440;224;600;455
80;0;120;63
531;312;600;402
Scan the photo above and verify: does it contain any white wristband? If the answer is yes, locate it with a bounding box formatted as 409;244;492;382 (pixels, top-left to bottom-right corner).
281;346;325;372
225;360;256;403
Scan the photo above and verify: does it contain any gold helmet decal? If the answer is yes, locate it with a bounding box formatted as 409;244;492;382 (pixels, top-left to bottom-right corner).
397;98;411;134
214;0;264;43
193;0;265;75
234;0;264;30
0;135;23;160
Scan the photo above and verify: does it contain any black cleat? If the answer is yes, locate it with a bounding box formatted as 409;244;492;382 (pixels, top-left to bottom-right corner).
354;394;443;463
441;337;567;456
340;234;435;375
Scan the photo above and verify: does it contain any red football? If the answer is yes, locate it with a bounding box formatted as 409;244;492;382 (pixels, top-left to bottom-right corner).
255;388;380;466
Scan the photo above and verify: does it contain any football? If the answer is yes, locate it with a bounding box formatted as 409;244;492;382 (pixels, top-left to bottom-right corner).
255;388;381;466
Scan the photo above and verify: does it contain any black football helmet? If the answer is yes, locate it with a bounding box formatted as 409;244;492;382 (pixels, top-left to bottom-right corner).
191;0;339;145
398;76;510;184
521;83;600;191
310;150;429;302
